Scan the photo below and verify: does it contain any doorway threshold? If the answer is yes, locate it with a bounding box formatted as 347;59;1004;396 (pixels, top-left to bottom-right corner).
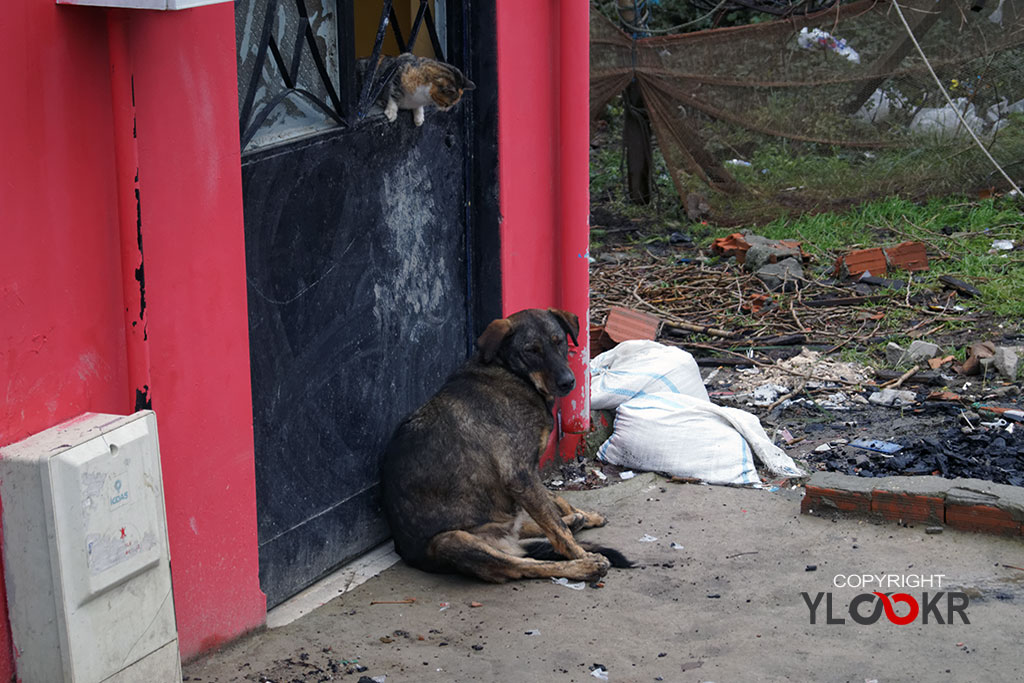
266;542;399;628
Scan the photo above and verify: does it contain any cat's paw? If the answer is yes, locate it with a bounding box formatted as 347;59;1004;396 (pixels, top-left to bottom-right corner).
413;107;425;127
384;100;398;122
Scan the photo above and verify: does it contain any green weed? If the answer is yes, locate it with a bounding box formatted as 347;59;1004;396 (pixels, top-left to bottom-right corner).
742;195;1024;317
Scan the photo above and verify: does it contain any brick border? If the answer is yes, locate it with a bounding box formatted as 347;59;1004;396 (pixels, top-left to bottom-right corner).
801;472;1024;539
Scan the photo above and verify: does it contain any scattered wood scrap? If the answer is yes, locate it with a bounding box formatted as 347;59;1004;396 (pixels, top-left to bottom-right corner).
590;250;970;362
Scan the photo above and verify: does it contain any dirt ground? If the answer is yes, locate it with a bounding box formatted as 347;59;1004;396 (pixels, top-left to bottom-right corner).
585;205;1024;487
183;473;1024;683
184;194;1024;682
181;323;1024;682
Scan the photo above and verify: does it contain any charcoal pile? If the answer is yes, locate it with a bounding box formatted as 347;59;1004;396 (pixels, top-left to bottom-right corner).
811;425;1024;487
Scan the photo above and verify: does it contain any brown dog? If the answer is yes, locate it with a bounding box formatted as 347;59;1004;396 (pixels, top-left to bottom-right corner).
380;308;631;582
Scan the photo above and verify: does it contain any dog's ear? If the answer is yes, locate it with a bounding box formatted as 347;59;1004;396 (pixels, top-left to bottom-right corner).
548;308;579;346
476;317;513;363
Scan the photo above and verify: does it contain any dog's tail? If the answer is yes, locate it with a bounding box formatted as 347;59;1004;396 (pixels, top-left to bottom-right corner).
520;540;634;568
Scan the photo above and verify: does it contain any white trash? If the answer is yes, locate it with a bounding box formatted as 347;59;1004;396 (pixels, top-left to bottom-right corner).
797;27;860;63
590;339;709;410
591;342;803;484
597;391;804;484
990;0;1007;24
853;88;906;125
592;366;806;488
910;100;985;138
986;98;1008;124
751;383;790;405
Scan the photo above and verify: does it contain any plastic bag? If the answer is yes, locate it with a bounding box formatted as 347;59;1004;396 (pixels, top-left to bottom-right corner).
796;27;860;64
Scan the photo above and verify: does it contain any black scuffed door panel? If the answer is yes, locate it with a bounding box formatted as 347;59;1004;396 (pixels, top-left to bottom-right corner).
243;114;467;607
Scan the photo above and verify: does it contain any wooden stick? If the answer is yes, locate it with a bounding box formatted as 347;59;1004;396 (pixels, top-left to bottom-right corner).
767;376;810;412
632;281;739;339
662;321;740;339
880;364;920;389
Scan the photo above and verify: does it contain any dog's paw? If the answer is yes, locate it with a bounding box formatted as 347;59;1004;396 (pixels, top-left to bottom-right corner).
582;511;607;528
566;512;587;533
577;552;611;580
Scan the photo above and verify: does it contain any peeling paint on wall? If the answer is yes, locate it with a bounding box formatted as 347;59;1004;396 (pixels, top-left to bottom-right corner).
134;385;151;412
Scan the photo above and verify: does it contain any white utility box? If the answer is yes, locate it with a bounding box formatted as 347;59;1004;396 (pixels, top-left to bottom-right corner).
0;411;181;683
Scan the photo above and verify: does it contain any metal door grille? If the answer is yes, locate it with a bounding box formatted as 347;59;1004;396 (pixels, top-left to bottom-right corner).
237;0;445;151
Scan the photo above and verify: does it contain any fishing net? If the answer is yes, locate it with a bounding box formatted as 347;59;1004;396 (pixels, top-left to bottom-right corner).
591;0;1024;217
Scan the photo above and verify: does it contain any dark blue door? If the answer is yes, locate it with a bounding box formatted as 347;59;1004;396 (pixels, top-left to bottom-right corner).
235;0;497;607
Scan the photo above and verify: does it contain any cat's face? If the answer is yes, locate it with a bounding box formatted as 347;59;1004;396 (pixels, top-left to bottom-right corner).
430;70;476;111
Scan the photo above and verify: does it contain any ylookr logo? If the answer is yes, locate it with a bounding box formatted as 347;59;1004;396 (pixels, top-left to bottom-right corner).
803;574;970;626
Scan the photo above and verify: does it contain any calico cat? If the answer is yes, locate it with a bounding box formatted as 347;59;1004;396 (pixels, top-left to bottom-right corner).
357;53;475;126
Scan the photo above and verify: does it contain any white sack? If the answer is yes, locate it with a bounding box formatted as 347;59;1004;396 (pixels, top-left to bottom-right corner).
590;340;709;410
853;88;907;125
597;392;805;485
909;101;985;138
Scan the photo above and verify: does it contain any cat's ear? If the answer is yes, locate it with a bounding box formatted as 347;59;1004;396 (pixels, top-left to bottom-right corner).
462;77;476;91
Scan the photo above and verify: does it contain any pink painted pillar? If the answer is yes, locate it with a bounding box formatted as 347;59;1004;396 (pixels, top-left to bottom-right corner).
497;2;591;463
556;0;592;459
128;5;266;658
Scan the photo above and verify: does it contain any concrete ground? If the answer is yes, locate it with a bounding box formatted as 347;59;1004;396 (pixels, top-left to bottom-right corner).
184;474;1024;683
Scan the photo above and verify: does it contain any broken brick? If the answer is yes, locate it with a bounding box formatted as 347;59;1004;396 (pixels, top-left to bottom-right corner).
885;241;929;271
962;341;996;376
945;504;1021;536
603;307;660;344
835;247;886;278
834;241;929;279
926;390;961;402
711;233;753;262
590;324;610;355
741;292;771;314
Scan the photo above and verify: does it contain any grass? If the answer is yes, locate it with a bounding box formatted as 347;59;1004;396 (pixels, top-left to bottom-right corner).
838;346;876;366
591;87;1024;216
590;100;1024;321
752;195;1024;317
592;152;1024;320
699;122;1024;224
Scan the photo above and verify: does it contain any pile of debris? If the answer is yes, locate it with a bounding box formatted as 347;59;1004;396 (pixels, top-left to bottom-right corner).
809;420;1024;487
709;232;811;292
589;234;989;361
718;348;872;396
709;231;929;292
587;227;1024;488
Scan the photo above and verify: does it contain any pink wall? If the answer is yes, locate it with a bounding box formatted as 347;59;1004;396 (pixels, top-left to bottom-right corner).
1;6;128;448
496;2;591;462
0;2;591;675
129;5;266;657
0;1;264;674
1;6;129;677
